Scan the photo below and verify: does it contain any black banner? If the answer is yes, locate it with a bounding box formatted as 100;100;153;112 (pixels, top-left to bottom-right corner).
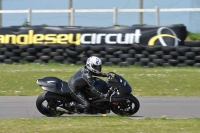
0;25;187;46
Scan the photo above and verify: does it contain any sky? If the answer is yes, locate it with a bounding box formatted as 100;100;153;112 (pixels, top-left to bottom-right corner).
2;0;200;32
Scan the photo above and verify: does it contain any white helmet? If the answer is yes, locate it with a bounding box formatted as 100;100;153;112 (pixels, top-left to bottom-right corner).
86;56;102;74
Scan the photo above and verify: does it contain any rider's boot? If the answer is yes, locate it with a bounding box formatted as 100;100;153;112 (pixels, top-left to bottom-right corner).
65;101;76;110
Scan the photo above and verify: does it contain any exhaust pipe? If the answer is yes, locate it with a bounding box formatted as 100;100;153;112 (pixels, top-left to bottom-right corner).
56;107;69;113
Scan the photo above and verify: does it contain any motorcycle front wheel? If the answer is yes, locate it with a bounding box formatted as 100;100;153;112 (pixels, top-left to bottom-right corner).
36;91;65;117
111;94;140;116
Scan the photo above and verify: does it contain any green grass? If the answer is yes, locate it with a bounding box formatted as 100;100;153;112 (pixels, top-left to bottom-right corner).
0;63;200;96
187;32;200;41
0;117;199;133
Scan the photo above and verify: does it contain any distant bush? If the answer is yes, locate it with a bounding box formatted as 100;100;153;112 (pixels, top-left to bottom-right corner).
187;32;200;41
22;19;48;26
22;20;30;26
172;24;185;27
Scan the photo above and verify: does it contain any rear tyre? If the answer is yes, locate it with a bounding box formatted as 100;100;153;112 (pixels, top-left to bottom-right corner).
111;94;140;116
36;92;65;117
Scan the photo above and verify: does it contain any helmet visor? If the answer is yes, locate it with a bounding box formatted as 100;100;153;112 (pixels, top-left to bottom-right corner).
93;64;101;72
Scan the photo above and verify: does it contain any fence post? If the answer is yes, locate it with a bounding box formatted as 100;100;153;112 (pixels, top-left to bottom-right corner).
27;8;32;26
70;8;74;26
113;7;117;25
0;0;2;27
155;6;160;26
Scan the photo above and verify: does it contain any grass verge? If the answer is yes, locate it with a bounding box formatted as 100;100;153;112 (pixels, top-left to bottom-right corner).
0;117;199;133
0;63;200;96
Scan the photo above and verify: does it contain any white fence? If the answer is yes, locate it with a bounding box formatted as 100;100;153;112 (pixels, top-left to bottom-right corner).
1;7;200;26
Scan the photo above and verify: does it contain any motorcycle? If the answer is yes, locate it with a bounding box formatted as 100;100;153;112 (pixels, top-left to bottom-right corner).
36;72;140;117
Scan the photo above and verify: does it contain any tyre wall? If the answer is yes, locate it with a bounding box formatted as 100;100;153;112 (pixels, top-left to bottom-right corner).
1;44;200;67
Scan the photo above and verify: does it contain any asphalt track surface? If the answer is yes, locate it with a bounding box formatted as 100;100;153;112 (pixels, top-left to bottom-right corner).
0;96;200;118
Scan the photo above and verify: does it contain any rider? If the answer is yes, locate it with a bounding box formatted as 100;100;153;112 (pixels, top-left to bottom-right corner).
66;56;109;111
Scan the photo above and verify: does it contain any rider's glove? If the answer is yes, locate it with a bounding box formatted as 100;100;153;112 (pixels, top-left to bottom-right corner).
101;73;110;77
100;93;109;99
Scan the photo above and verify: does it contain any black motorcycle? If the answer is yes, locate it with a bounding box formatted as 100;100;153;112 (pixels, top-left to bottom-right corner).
36;72;140;117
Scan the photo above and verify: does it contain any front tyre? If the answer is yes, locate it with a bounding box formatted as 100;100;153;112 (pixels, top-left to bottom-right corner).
111;94;140;116
36;91;65;117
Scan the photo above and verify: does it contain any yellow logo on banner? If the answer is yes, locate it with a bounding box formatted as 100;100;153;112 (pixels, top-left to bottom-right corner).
148;34;177;46
148;27;181;46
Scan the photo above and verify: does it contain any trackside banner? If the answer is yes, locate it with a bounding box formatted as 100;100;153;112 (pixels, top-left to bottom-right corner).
0;25;187;46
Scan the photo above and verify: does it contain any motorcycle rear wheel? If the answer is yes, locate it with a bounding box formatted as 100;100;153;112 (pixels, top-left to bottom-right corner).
111;94;140;116
36;91;65;117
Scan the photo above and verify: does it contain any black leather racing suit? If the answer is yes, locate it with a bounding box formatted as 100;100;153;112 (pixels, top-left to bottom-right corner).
68;66;106;110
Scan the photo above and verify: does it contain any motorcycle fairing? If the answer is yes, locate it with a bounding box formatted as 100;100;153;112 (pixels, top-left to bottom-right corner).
108;73;132;95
